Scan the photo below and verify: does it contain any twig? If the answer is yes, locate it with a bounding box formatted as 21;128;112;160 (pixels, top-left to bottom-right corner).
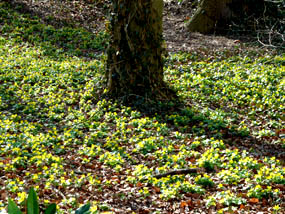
153;168;201;179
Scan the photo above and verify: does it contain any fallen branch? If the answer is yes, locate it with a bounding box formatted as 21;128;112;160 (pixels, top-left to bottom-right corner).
153;168;201;179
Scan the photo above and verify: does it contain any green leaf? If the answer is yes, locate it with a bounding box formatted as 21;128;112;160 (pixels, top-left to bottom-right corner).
27;188;39;214
44;204;56;214
8;198;22;214
75;203;91;214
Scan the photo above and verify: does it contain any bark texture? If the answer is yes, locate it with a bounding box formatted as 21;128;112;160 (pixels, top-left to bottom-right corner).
106;0;172;99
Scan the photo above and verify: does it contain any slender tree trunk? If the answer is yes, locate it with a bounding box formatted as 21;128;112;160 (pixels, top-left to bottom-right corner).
106;0;173;99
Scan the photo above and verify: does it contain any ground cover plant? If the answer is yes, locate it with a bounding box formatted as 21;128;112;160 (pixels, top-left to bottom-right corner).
0;1;285;213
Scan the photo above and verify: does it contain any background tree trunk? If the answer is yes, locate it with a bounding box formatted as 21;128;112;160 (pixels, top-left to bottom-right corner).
106;0;173;99
186;0;233;34
186;0;266;34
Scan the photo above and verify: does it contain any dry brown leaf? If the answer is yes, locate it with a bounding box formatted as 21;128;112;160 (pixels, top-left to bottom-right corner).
174;145;180;149
275;184;285;191
249;198;259;203
180;201;187;208
153;186;160;193
216;202;223;209
262;198;267;206
0;191;7;200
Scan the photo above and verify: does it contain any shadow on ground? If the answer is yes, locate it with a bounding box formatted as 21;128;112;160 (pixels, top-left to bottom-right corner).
119;95;285;161
1;1;108;59
2;0;284;161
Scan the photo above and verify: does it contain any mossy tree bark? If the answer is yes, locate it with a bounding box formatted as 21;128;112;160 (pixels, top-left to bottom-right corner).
106;0;174;99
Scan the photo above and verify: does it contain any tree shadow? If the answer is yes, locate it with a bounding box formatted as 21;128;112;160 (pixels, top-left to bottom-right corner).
2;0;284;161
120;95;285;161
1;1;108;59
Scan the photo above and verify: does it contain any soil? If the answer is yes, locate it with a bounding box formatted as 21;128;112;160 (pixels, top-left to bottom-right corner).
163;0;241;53
8;0;271;57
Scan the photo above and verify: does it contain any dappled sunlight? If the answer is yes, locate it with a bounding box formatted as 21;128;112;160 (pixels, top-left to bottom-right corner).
0;1;284;213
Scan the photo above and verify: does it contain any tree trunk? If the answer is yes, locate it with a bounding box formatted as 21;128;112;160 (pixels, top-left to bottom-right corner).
186;0;233;34
106;0;173;99
187;0;266;34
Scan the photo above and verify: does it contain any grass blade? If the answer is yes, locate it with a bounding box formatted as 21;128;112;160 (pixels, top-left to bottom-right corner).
8;198;22;214
27;188;39;214
75;203;90;214
44;203;56;214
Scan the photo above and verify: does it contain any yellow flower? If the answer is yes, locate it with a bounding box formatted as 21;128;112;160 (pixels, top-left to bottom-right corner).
218;184;223;189
44;199;50;204
17;191;27;203
273;205;280;211
32;174;39;181
90;205;98;212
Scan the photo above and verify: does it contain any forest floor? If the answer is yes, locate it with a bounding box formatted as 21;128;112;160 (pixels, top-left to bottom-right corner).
0;0;284;214
8;0;276;55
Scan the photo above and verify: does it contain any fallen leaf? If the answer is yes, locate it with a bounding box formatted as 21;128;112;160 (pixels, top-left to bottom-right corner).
174;145;180;149
0;191;7;200
186;200;193;206
153;186;160;193
249;198;259;203
180;201;187;208
216;203;223;209
262;198;267;206
275;184;285;191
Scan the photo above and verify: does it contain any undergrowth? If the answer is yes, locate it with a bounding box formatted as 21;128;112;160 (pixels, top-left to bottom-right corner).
0;2;284;213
